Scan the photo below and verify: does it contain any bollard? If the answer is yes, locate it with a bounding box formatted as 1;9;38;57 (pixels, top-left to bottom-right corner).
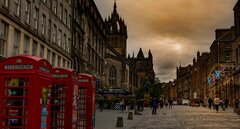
116;117;123;127
134;109;138;115
128;112;133;120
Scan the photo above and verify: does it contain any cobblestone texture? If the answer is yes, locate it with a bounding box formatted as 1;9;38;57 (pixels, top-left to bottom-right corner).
95;106;240;129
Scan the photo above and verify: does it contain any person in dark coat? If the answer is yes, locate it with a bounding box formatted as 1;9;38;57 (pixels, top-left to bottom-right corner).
208;97;213;109
152;97;158;114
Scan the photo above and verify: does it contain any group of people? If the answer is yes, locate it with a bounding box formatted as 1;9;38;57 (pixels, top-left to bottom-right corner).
151;97;173;114
208;96;239;113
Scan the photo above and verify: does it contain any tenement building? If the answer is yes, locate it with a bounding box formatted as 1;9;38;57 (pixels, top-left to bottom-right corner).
0;0;72;67
72;0;106;89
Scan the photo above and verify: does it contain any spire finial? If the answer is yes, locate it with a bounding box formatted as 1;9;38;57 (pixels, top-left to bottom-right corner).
114;0;117;13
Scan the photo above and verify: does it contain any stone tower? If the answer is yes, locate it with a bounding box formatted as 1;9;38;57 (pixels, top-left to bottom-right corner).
105;0;128;56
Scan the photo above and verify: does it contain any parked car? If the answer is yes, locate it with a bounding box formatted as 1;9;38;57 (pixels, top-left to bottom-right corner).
182;99;190;105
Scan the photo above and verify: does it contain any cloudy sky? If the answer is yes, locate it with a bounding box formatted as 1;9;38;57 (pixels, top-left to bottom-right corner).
95;0;238;82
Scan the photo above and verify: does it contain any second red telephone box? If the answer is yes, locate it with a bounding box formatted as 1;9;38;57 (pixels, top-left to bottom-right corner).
0;55;52;129
78;74;96;129
51;67;79;129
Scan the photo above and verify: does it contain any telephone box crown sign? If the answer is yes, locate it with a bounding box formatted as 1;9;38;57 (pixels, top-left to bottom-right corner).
16;58;22;63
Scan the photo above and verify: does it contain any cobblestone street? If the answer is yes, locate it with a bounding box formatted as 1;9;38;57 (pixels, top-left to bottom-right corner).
95;106;240;129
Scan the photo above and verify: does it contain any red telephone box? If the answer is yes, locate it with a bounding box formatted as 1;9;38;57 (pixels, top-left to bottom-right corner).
0;55;52;129
50;67;79;129
78;74;96;129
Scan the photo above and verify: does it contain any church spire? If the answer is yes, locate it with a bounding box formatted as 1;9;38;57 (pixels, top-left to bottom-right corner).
113;0;117;14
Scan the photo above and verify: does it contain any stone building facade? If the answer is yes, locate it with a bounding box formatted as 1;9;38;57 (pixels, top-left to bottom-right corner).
0;0;72;68
72;0;106;89
176;65;192;99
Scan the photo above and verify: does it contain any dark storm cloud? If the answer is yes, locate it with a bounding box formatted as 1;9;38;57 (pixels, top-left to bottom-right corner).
95;0;238;82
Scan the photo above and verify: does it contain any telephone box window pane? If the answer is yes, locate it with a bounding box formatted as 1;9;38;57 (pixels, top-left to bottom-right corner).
3;78;29;127
51;84;66;128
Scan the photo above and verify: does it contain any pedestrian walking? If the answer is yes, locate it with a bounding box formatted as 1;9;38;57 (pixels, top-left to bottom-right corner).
220;98;225;111
225;99;228;109
98;97;104;112
208;97;213;109
169;98;173;108
234;98;239;112
159;98;164;108
120;98;125;112
164;99;168;108
152;96;158;114
214;96;220;113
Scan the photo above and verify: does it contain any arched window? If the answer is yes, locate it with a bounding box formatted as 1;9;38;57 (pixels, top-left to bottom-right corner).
109;66;116;87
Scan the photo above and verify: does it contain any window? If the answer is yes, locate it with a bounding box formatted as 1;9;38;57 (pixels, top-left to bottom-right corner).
68;0;72;5
41;14;46;35
109;66;117;87
0;21;8;56
3;0;9;8
53;24;57;43
52;53;56;66
13;29;20;56
25;1;31;24
58;29;62;47
225;53;231;62
67;38;70;53
63;34;67;51
40;45;44;58
32;41;38;56
34;7;39;30
15;0;20;16
64;9;67;24
58;56;61;66
63;59;66;67
53;0;57;14
68;14;71;28
48;20;51;41
23;35;30;54
59;4;63;20
47;50;51;62
49;0;52;9
224;43;231;49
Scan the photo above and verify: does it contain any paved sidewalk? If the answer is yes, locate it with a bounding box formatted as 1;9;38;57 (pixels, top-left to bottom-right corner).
95;108;150;129
95;106;240;129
